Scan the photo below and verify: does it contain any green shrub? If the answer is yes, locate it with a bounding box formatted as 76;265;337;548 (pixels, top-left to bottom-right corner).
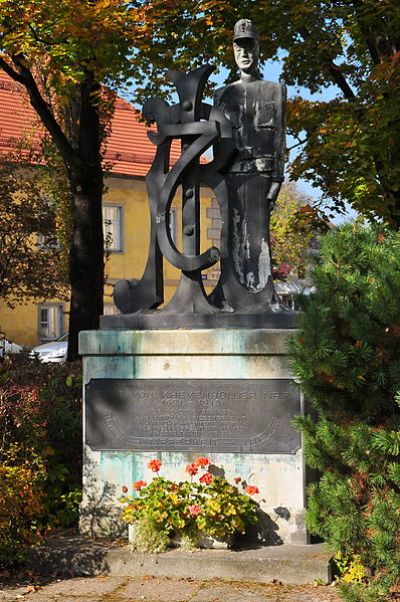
289;224;400;600
0;355;82;567
128;517;171;554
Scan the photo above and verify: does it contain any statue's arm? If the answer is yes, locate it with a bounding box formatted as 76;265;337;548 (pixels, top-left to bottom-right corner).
267;82;286;204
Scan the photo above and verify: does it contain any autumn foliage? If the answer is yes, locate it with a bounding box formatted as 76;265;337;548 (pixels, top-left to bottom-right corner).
270;182;328;282
0;163;68;308
130;1;400;226
0;355;82;567
0;462;45;567
0;0;150;358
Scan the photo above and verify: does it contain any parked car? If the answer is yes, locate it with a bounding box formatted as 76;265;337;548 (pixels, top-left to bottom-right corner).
30;333;68;363
0;338;23;358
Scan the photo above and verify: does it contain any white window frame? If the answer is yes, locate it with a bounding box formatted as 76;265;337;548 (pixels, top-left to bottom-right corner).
38;303;64;341
103;204;123;252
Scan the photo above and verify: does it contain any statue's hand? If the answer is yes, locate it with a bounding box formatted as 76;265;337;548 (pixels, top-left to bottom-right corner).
266;181;281;207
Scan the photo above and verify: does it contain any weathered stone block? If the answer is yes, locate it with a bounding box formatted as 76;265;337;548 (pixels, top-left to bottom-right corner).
79;328;307;545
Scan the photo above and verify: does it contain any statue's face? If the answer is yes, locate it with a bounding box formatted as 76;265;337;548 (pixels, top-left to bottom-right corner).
233;38;259;74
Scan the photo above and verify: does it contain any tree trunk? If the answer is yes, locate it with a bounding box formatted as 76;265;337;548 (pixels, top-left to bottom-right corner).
67;77;104;361
67;171;104;360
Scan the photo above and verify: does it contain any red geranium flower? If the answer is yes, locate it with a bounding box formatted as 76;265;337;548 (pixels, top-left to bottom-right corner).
148;459;162;472
188;504;202;517
195;457;210;468
133;480;147;491
245;485;259;495
121;485;128;494
234;477;242;485
186;463;198;477
199;472;213;485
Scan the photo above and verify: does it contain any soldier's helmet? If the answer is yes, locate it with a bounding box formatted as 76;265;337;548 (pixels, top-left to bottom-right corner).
233;19;259;41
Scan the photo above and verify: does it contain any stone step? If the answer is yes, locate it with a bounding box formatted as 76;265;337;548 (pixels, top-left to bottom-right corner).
27;534;332;585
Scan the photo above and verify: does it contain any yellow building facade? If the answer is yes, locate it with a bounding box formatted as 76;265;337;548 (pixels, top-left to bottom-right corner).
0;174;217;348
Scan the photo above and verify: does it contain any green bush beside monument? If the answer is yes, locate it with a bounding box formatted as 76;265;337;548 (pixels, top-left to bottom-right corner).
290;223;400;600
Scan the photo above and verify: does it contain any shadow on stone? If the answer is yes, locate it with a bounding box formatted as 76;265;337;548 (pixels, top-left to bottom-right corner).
233;509;283;549
25;531;112;578
79;454;126;538
208;463;225;478
274;506;291;521
258;509;284;545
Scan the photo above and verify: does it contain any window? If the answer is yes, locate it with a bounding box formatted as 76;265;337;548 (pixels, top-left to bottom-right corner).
103;205;123;252
36;233;60;250
35;196;59;249
38;304;64;340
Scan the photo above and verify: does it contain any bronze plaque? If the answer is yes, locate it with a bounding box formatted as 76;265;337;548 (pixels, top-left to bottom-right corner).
85;379;301;454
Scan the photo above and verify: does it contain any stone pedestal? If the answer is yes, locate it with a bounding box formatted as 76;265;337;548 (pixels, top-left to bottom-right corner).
79;328;307;545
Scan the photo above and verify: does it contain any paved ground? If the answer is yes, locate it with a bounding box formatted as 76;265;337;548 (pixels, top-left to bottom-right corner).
0;576;341;602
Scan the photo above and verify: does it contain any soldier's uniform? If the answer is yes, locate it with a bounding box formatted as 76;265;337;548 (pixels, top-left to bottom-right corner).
214;20;286;294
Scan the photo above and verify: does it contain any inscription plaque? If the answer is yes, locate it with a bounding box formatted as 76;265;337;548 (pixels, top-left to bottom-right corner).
85;379;301;454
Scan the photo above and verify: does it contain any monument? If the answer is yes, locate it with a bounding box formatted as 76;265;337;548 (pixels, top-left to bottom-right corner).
80;19;307;545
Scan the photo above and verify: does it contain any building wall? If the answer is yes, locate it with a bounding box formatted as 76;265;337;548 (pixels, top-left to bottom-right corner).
0;175;216;348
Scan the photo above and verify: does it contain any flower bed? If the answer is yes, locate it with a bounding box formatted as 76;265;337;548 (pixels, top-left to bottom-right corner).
120;458;260;553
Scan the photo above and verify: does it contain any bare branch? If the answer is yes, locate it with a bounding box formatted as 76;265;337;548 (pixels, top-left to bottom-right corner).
298;27;357;100
287;138;307;151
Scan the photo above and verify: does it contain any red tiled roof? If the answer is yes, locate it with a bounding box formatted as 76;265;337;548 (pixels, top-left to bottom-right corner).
0;71;180;177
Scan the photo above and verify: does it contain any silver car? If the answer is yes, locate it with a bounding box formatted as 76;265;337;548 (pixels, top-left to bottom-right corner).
30;333;68;363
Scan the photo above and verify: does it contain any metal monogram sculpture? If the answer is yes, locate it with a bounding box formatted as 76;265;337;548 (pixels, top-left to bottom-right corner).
109;19;291;329
114;64;236;317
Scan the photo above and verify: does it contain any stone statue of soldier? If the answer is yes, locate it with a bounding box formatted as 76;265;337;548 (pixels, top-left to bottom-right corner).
214;19;286;310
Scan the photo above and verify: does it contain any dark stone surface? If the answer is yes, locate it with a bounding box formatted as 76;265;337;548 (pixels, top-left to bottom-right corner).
113;65;236;317
85;378;301;454
214;79;286;306
100;310;297;330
